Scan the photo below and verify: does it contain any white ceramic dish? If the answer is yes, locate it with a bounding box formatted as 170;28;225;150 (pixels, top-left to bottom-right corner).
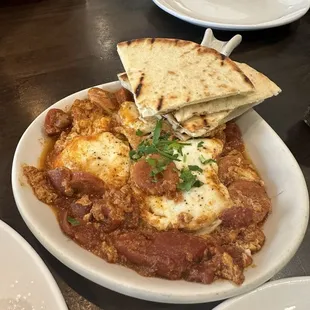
0;219;67;310
12;81;309;304
153;0;310;31
213;276;310;310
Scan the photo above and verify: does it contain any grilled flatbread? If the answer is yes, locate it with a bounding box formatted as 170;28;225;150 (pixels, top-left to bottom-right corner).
173;63;281;122
164;112;228;139
117;72;131;92
165;102;259;140
117;38;254;117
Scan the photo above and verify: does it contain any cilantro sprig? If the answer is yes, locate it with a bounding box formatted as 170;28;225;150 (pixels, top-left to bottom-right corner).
129;120;208;190
188;165;203;173
129;120;190;162
146;156;171;182
199;155;217;165
177;168;203;192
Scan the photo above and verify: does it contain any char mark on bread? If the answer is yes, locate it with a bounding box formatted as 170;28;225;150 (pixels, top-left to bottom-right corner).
135;75;144;98
220;53;226;66
157;96;164;111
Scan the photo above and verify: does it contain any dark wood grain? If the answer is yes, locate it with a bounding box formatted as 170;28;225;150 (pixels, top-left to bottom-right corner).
1;1;310;309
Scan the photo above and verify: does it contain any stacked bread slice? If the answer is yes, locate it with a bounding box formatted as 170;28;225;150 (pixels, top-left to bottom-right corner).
117;38;281;139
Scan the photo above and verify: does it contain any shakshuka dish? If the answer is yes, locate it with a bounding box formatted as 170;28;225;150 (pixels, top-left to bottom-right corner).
23;37;281;286
23;86;271;286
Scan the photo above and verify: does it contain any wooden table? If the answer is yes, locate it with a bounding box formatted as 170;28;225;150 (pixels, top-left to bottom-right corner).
1;1;310;309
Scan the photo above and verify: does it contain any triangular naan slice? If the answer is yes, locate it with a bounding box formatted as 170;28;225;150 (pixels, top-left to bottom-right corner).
117;72;132;91
165;102;259;140
117;38;254;117
165;112;229;139
173;63;281;123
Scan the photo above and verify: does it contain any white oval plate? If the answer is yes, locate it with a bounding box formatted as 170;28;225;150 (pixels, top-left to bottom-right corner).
12;81;309;304
153;0;310;31
214;276;310;310
0;219;67;310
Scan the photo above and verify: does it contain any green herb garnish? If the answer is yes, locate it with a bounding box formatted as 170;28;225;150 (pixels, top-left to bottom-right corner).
146;156;171;182
67;216;80;226
177;168;204;192
129;119;190;163
152;119;162;144
136;129;144;136
145;157;157;167
199;155;217;165
188;165;203;173
197;141;204;148
129;119;201;184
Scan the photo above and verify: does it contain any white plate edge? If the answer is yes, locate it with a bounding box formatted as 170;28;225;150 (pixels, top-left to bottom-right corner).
212;276;310;309
153;0;310;30
0;219;68;310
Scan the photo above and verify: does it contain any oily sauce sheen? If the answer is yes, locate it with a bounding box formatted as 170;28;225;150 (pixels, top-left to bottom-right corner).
23;87;271;285
38;137;57;169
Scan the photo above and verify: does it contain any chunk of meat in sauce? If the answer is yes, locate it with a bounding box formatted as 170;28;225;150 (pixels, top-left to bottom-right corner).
218;151;262;186
114;87;134;104
71;99;101;121
131;155;179;197
90;185;140;232
211;224;265;254
112;231;209;280
44;109;72;136
188;242;249;285
91;199;125;233
222;122;244;156
186;261;216;284
213;251;245;285
228;180;271;224
47;167;105;197
220;206;254;229
23;166;58;204
235;224;265;253
222;245;253;269
47;166;73;196
58;209;101;250
112;230;246;284
70;171;105;197
114;186;140;229
88;88;119;113
70;195;92;219
70;99;112;136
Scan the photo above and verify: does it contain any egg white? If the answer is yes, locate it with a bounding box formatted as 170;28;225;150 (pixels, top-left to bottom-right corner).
52;132;130;188
142;138;232;231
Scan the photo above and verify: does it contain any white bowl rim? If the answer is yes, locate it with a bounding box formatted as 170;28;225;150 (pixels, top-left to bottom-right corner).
11;81;309;304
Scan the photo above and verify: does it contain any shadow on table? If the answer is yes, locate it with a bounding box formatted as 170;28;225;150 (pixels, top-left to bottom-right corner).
285;120;310;167
0;0;43;7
